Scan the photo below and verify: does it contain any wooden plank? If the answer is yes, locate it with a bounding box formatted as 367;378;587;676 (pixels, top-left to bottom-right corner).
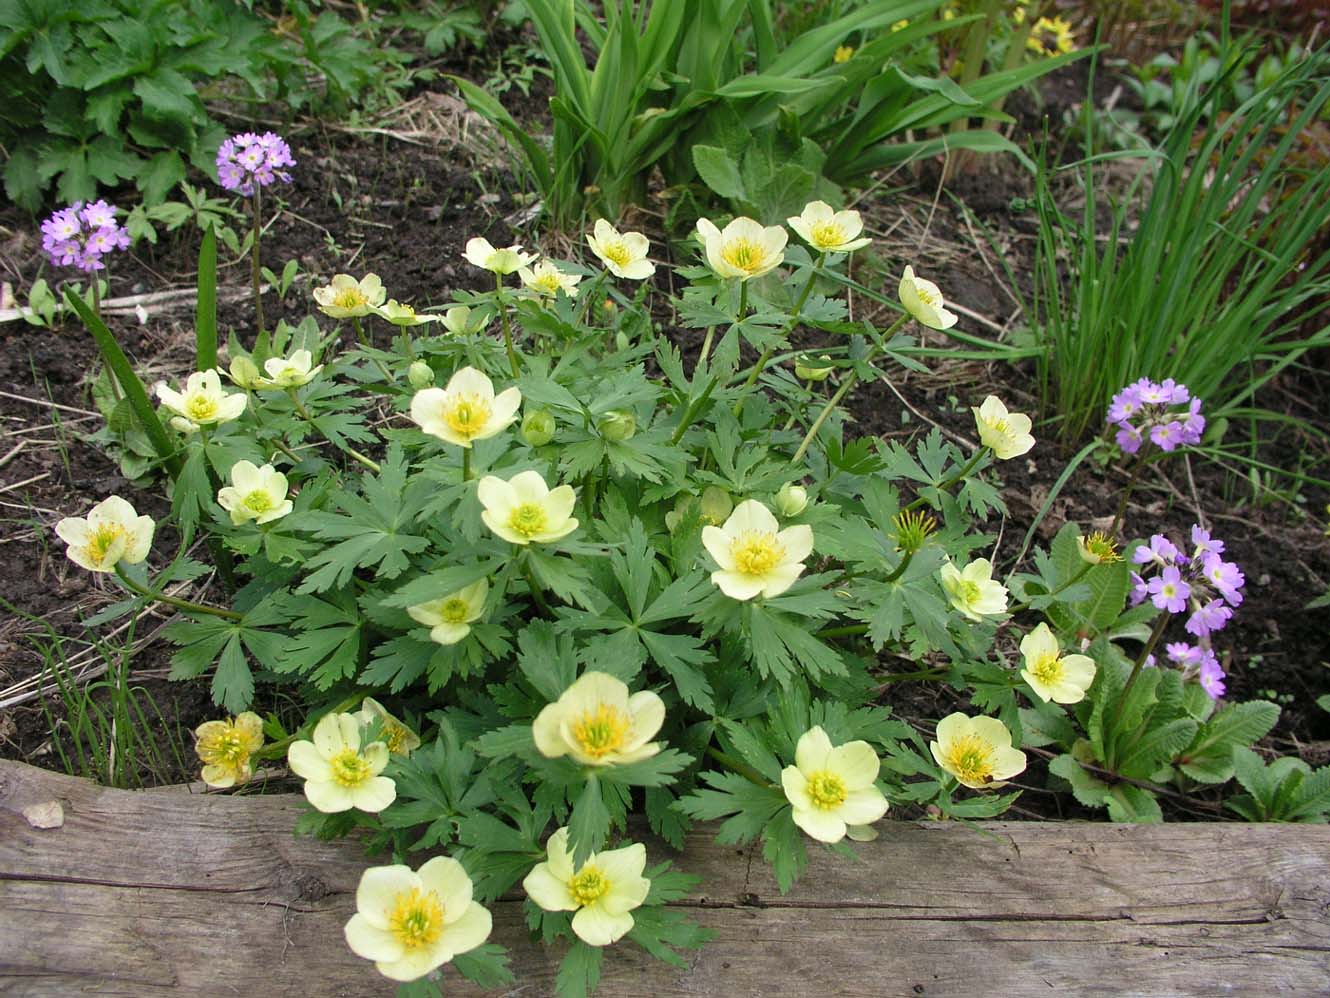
1;760;1328;996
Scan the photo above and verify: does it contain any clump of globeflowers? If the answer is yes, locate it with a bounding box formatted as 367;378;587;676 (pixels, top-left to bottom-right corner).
1107;377;1205;455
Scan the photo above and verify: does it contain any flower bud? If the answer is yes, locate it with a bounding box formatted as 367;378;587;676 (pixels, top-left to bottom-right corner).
775;483;808;517
614;331;630;352
698;486;732;526
795;354;834;382
521;409;556;447
598;409;636;441
407;360;434;389
601;297;617;315
228;356;262;390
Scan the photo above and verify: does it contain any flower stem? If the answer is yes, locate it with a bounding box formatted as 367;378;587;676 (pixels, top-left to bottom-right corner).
696;325;717;371
497;273;520;378
115;565;243;621
251;691;365;762
1110;455;1144;537
250;189;265;340
903;447;988;514
1115;612;1170;714
288;389;381;473
351;316;394;383
461;446;472;482
706;747;774;789
520;553;551;615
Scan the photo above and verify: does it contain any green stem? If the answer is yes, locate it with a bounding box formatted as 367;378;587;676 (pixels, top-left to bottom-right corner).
1115;612;1171;714
497;273;520;377
115;565;242;621
91;275;102;324
731;260;820;418
816;623;868;639
695;325;717;370
1110;455;1144;537
883;549;915;584
706;747;773;788
250;189;265;340
904;447;988;514
351;316;394;383
520;553;551;615
462;446;472;482
288;390;381;472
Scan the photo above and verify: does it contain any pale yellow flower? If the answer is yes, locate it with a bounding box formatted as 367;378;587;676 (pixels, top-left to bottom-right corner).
227;355;262;389
586;220;655;280
781;726;889;844
519;260;583;299
702;499;813;600
973;395;1035;459
462;237;536;275
194;711;264;788
898;265;958;330
156;369;247;433
55;495;155;574
259;348;322;388
287;712;396;814
406;579;488;646
695;217;787;281
355;697;422;756
787;201;871;254
373;300;439;327
477;470;578;546
440;305;485;336
1019;623;1096;705
344;857;492;982
532;671;665;768
409;366;521;449
522;827;650;947
940;558;1008;621
930;712;1027;789
313;273;386;318
217;461;293;526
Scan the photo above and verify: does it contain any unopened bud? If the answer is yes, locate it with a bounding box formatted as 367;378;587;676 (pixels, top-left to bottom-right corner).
521;409;556;447
598;409;636;441
614;331;630;352
407;361;434;389
795;354;834;382
775;483;808;517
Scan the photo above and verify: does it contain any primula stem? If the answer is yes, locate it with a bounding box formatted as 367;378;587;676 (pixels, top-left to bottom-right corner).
91;276;102;323
250;189;265;339
1115;612;1171;714
1110;456;1144;537
496;274;520;378
115;566;242;621
904;447;988;514
288;390;381;473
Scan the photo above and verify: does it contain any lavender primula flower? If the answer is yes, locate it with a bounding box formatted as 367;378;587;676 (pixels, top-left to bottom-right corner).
1133;534;1181;566
1129;571;1149;606
1107;378;1203;456
1190;525;1225;556
1186;598;1233;638
40;201;129;274
1166;642;1205;667
1149;421;1184;451
1201;552;1245;606
216;131;296;197
1115;424;1143;454
1147;566;1190;613
1198;656;1226;699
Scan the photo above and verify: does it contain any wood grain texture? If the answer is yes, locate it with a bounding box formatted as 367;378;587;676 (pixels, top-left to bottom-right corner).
2;760;1328;997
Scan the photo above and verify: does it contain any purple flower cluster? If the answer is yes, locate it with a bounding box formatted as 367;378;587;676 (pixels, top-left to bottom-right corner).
40;200;130;273
216;132;295;197
1107;377;1204;454
1129;525;1245;699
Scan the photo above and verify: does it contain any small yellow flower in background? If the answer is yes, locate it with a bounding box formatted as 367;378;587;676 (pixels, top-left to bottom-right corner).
344;857;492;982
356;697;422;757
194;711;264;788
313;273;386;318
407;579;488;646
940;557;1008;620
1012;5;1026;24
440;305;484;336
587;220;655;280
702;499;814;600
463;237;536;276
523;827;651;946
477;470;578;546
1077;530;1121;564
156;369;247;433
781;726;889;844
695;216;788;281
1028;15;1075;56
217;461;293;526
931;712;1027;789
833;44;854;63
891;18;909;31
409;366;521;449
287;712;396;814
258;348;322;389
373;300;439;327
520;260;583;299
787;200;871;254
898;265;958;330
973;395;1035;459
1019;623;1096;705
55;495;155;574
532;671;665;768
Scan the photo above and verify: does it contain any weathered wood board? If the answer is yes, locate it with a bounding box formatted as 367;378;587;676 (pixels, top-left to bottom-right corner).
1;760;1328;996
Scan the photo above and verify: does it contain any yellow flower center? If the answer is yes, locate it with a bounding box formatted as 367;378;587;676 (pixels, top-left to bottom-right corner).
333;287;368;310
602;240;631;267
721;238;767;274
185;393;219;423
914;285;940;307
731;531;784;577
943;734;997;786
444;394;492;438
533;273;564;294
242;489;273;514
87;523;125;564
507;502;549;539
570;703;631;759
440;597;471;623
986;416;1011;435
328;748;373;788
199;726;249;766
1030;652;1064;686
388;887;444;950
806;770;848;810
1082;532;1120;563
810;221;846;248
383;723;410;755
569;864;611;906
959;579;983;605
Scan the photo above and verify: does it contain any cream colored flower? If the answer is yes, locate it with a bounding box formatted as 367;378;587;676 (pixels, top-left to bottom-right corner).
344;857;492;982
586;220;655;280
898;265;958;330
522;827;650;947
532;671;664;768
287;712;396;814
781;726;889;844
1019;623;1096;705
228;355;262;389
373;300;439;327
355;697;422;756
259;349;322;389
217;461;293;526
940;558;1008;621
55;495;155;573
156;369;247;433
930;712;1027;789
406;579;488;646
702;499;813;600
440;305;485;335
477;470;578;546
519;260;583;299
194;711;264;788
787;201;871;254
409;366;521;449
463;237;536;275
313;273;386;318
695;217;787;281
973;395;1035;459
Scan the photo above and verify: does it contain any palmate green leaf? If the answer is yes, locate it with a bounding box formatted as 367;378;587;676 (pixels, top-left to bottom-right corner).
598;748;693;788
555;940;603;998
675;770;788;845
452;944;515;990
517;621;578;702
645;786;688;849
628;903;713;968
567;776;611;866
162;614;268;713
639;630;714;711
760;807;807;894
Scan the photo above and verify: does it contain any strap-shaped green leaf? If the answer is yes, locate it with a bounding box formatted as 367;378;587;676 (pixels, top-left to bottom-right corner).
195;224;217;371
